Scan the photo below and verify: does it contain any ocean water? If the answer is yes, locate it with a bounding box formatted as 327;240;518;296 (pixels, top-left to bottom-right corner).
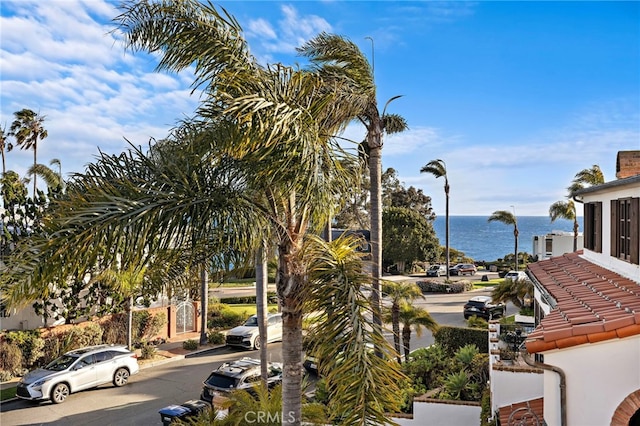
431;216;583;262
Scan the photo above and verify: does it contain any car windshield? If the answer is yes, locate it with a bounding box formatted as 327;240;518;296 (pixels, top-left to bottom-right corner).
467;300;488;308
45;354;78;371
244;316;258;326
429;266;440;270
205;373;240;389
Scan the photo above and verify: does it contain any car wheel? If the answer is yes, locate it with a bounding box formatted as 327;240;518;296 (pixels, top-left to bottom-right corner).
113;367;130;387
253;336;261;350
51;383;70;404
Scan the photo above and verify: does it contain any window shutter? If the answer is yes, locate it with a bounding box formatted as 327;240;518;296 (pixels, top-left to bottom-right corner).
631;198;639;265
595;202;602;253
584;203;593;250
610;200;617;256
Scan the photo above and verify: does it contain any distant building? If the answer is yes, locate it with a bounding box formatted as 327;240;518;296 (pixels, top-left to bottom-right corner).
532;231;583;260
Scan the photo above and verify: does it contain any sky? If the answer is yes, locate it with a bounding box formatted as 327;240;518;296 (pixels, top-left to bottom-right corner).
1;1;639;217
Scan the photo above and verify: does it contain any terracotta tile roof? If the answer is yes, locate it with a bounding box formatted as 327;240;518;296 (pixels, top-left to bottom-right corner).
525;251;640;353
499;397;544;425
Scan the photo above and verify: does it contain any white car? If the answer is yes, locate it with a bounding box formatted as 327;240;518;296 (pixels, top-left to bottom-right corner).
504;270;531;282
225;313;283;350
16;344;139;404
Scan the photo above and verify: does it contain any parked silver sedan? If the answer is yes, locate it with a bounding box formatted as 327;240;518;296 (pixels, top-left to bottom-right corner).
16;344;139;404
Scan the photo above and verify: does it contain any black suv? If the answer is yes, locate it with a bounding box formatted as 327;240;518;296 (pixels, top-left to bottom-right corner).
200;358;282;404
463;296;505;320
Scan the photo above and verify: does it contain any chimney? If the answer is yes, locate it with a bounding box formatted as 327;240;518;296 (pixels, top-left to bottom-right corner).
616;151;640;179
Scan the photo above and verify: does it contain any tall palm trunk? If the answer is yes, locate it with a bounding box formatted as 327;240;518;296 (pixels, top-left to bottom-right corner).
573;218;579;252
199;267;208;345
402;324;412;361
255;242;268;382
445;182;450;279
513;227;519;271
32;140;37;197
392;303;401;362
277;236;305;425
368;118;384;331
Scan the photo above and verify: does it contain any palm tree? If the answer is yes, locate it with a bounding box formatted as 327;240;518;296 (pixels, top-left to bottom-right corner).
549;199;579;252
305;234;405;424
398;303;439;361
298;33;408;332
9;109;48;196
568;164;605;196
488;210;519;271
27;159;64;195
382;280;423;362
0;125;13;176
93;263;148;350
421;159;450;278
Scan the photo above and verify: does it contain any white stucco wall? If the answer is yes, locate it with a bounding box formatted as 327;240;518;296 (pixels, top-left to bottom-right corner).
532;233;583;260
392;401;481;426
491;368;544;417
542;335;640;426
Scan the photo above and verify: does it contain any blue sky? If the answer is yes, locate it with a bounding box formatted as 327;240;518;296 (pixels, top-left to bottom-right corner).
1;1;638;216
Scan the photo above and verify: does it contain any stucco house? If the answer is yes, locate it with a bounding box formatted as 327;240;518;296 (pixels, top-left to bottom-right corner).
491;151;640;426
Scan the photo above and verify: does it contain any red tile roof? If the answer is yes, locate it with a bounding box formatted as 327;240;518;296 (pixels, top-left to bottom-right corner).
525;251;640;353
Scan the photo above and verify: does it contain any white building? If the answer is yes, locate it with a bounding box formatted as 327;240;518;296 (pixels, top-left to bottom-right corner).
490;151;640;426
532;230;583;261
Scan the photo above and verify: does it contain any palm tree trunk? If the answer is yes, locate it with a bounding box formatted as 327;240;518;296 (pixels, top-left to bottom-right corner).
402;325;411;361
573;218;579;252
513;227;519;271
255;242;268;382
281;291;303;425
369;143;383;330
199;267;208;345
445;184;450;279
32;141;37;197
392;304;401;362
278;237;304;425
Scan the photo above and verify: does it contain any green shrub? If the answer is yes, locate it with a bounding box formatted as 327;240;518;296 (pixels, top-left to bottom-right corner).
220;292;278;305
182;339;199;350
132;310;166;345
208;306;247;329
101;314;127;345
466;315;489;329
140;344;157;360
207;330;225;345
0;340;23;376
3;330;44;368
415;280;472;294
434;326;488;356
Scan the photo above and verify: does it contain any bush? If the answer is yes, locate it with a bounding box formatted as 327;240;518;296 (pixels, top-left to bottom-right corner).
220;292;278;305
466;316;489;329
101;314;127;345
140;344;157;360
208;306;248;329
207;330;225;345
3;330;44;368
183;339;199;350
434;326;488;356
0;340;23;376
132;310;166;345
415;280;472;294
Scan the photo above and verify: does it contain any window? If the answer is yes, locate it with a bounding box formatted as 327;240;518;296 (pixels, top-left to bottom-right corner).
545;238;553;254
611;198;639;264
584;202;602;253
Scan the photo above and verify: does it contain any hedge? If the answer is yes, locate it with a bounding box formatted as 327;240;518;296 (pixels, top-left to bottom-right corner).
434;325;488;355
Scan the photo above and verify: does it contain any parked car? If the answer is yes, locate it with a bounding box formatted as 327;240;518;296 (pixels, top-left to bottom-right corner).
426;264;447;277
200;357;283;404
16;344;139;404
463;295;506;320
225;313;283;350
504;270;531;282
449;263;477;276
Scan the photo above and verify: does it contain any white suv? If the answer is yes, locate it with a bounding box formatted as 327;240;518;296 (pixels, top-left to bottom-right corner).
17;344;139;404
225;313;283;350
504;270;530;282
